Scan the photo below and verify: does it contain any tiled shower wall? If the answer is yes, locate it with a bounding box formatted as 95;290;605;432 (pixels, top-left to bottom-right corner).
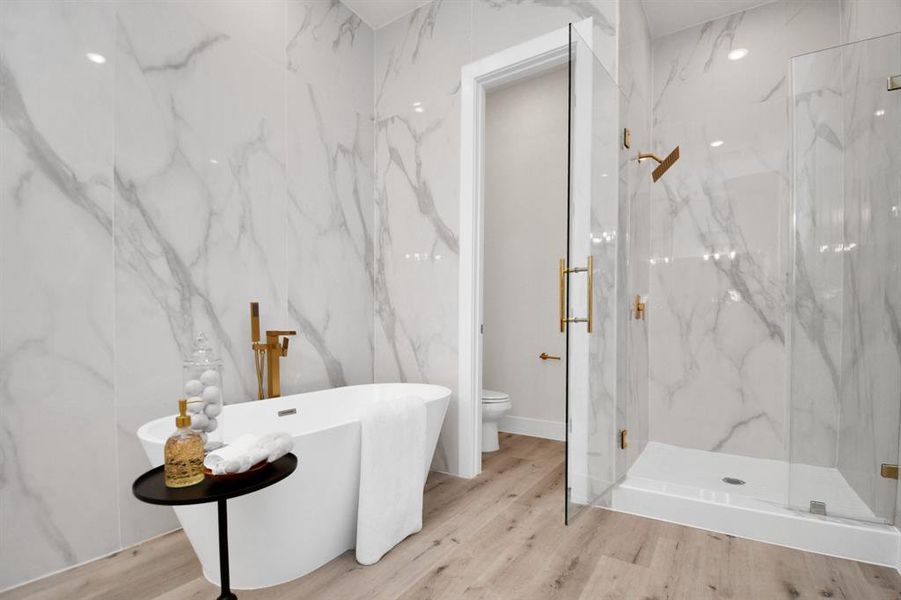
646;0;901;463
619;0;652;471
792;14;901;520
0;0;373;589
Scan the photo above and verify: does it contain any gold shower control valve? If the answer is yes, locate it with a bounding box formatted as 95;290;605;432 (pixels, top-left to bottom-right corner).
634;295;646;320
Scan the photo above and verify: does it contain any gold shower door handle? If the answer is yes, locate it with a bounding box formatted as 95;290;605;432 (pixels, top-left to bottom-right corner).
559;256;594;333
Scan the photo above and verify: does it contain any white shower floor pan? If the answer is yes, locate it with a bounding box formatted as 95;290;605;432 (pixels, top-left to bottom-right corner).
610;443;900;568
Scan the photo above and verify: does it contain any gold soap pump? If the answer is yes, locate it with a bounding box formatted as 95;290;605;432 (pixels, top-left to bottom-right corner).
164;399;205;488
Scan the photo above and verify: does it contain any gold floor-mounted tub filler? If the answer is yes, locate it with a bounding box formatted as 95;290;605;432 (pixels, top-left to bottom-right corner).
250;301;296;399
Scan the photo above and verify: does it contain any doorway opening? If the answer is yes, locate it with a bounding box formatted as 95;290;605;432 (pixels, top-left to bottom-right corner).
457;22;589;481
479;65;568;454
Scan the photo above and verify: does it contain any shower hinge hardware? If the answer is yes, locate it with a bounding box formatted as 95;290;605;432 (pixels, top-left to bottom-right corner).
620;429;628;450
888;75;901;91
634;295;646;320
881;463;899;479
623;128;631;149
810;501;827;516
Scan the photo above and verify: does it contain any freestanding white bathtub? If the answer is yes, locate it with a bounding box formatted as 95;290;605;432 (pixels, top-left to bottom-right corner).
137;383;450;589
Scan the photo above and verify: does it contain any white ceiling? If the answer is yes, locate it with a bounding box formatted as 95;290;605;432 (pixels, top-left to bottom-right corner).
342;0;431;29
640;0;774;38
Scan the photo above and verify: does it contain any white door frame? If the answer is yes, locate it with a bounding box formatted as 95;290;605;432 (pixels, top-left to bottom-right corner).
457;19;594;478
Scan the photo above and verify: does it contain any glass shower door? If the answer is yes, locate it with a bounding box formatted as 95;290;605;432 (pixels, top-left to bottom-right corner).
564;25;621;524
789;32;901;524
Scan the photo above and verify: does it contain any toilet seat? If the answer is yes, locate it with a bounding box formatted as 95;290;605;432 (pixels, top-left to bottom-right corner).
481;389;510;404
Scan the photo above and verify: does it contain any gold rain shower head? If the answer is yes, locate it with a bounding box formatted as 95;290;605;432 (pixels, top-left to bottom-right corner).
637;146;680;182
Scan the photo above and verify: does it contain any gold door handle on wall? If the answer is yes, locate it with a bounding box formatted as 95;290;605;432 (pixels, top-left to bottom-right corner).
559;256;594;333
539;352;561;360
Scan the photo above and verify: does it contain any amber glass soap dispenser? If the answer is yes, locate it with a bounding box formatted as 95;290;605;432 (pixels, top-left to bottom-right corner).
164;399;205;488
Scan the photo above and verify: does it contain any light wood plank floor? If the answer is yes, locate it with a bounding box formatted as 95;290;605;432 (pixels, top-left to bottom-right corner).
6;433;901;599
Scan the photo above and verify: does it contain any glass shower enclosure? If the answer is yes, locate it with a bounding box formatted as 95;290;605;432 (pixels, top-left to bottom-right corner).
564;24;623;523
563;21;901;545
789;31;901;525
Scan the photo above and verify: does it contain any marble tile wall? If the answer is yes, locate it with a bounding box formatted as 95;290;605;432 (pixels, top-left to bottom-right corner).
0;0;374;590
12;0;898;590
790;16;901;520
372;0;618;474
834;32;901;522
841;0;901;43
618;0;652;472
647;1;843;462
0;0;118;587
789;44;845;471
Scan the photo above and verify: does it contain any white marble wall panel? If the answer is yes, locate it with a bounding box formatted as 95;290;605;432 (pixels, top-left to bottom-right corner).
841;0;901;43
0;1;118;588
0;0;375;590
835;32;901;522
373;0;470;472
789;46;844;470
113;0;291;546
373;0;620;475
472;0;617;75
284;0;374;393
647;1;841;461
619;0;651;472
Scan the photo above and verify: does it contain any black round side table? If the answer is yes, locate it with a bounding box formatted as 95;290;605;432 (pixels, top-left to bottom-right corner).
133;453;297;600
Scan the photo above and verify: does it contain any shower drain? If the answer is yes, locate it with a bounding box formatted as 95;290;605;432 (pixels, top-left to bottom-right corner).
722;477;746;486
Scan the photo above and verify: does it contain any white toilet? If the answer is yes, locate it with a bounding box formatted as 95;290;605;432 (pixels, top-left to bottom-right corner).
481;389;512;452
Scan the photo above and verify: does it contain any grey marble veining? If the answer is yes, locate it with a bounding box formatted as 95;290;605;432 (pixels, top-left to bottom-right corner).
373;0;471;472
284;0;374;393
0;0;375;590
647;0;843;462
372;0;620;475
832;31;901;522
112;0;292;545
618;0;652;473
789;44;844;469
0;1;119;588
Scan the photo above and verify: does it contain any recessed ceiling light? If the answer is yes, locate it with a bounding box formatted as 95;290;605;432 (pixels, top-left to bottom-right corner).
710;140;724;148
875;109;886;116
728;48;749;61
86;52;107;64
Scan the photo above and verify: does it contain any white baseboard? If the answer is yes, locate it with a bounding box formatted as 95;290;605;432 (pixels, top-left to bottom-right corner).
499;415;565;441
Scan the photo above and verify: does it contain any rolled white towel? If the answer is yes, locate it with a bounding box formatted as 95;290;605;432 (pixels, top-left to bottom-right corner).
257;432;293;462
203;433;258;471
203;432;293;475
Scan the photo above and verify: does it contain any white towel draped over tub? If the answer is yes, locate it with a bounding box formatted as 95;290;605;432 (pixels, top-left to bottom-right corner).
355;395;427;565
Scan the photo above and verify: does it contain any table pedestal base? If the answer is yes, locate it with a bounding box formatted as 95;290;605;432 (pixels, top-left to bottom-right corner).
217;499;237;600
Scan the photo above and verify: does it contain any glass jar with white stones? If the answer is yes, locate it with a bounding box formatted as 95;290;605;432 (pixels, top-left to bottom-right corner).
183;332;224;450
